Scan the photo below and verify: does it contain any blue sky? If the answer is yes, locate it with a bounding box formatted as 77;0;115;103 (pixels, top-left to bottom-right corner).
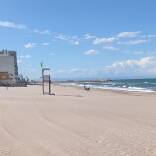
0;0;156;80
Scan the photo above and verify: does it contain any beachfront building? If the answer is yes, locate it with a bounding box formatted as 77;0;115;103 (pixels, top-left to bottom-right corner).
0;50;18;85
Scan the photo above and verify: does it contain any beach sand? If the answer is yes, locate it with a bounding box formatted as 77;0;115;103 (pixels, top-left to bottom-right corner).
0;85;156;156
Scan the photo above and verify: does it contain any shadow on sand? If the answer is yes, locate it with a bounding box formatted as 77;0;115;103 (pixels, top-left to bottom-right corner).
56;94;84;98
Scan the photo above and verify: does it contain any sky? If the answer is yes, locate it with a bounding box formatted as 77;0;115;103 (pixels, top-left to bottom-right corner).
0;0;156;80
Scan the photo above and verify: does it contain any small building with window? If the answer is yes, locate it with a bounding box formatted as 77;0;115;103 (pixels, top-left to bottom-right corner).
0;50;18;85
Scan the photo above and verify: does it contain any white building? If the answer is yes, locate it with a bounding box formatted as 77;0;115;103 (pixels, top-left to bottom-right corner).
0;50;18;85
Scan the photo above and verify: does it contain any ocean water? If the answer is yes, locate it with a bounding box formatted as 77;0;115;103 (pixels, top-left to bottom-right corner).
61;79;156;92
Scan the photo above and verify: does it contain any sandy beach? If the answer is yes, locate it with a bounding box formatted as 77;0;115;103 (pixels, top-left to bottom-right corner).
0;85;156;156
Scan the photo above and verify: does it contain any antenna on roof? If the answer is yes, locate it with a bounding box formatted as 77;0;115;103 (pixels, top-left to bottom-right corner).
40;60;44;69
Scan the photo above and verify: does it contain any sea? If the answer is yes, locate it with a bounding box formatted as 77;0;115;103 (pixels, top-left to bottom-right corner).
60;79;156;93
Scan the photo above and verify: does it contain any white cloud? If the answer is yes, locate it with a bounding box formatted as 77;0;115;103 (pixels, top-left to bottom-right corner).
103;46;119;51
112;57;155;68
53;56;156;79
104;57;156;76
117;31;141;38
55;34;67;40
55;33;80;45
93;37;117;45
17;59;22;64
19;55;31;59
119;39;147;45
17;55;31;64
84;33;96;39
128;39;147;45
42;42;50;46
147;34;156;38
84;49;98;55
33;29;51;35
73;41;80;45
24;43;36;48
68;68;81;73
54;68;98;79
24;42;50;48
137;57;155;67
0;20;27;29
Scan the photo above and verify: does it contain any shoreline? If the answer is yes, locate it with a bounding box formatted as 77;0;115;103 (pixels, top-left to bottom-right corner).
55;83;156;96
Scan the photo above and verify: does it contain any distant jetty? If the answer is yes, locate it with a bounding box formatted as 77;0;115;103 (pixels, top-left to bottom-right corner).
56;79;113;83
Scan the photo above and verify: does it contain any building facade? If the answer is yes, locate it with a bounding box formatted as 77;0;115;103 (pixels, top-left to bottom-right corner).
0;50;18;85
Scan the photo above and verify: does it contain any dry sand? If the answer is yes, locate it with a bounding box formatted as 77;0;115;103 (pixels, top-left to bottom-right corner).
0;85;156;156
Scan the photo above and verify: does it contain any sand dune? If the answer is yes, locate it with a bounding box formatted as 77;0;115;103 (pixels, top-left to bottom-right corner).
0;85;156;156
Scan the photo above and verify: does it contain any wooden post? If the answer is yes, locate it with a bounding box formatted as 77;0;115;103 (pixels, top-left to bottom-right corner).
42;69;45;95
48;75;51;95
